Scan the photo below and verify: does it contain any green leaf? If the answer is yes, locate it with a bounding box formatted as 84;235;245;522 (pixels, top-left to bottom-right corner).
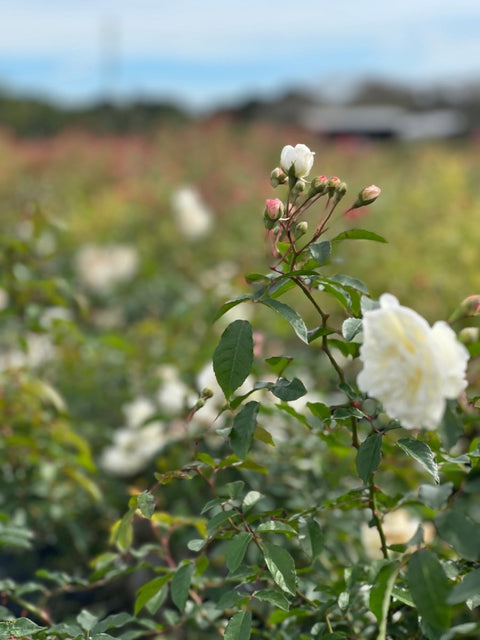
224;610;251;640
300;518;324;559
170;563;194;612
447;568;480;604
254;425;275;447
407;550;451;631
112;507;135;551
434;510;480;561
213;295;252;322
213;320;253;400
342;318;363;342
329;273;369;294
207;509;236;533
242;491;264;511
307;402;331;420
309;241;331;265
230;401;259;459
418;483;453;510
397;438;439;483
259;298;308;343
356;433;382;482
263;542;297;596
137;491;155;519
254;589;290;611
77;610;99;632
93;613;136;634
331;228;387;244
317;279;351;310
264;356;293;375
0;618;46;637
134;575;172;615
225;532;252;573
370;562;400;639
270;378;307;401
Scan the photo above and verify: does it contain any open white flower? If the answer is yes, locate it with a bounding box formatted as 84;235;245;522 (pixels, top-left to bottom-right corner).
171;185;213;240
280;144;315;179
357;294;469;430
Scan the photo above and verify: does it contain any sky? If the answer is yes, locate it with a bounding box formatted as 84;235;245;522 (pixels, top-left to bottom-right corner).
1;0;479;112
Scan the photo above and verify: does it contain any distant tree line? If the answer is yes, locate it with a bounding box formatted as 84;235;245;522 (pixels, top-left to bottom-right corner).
1;78;480;137
0;92;188;137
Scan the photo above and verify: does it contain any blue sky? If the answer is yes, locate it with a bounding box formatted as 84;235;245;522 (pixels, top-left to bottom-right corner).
1;0;479;112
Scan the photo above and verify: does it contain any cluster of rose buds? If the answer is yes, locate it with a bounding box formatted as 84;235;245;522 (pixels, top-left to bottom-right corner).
264;144;381;260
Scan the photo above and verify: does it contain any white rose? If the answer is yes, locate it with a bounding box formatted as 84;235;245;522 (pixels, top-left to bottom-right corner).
361;509;435;559
357;294;469;430
280;144;315;179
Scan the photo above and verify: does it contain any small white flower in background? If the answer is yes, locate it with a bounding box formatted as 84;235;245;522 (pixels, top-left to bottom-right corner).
0;288;9;311
156;364;196;415
361;509;434;559
101;395;181;477
280;144;315;179
123;396;157;429
75;244;139;294
100;423;170;477
171;185;213;240
358;294;469;430
0;333;55;372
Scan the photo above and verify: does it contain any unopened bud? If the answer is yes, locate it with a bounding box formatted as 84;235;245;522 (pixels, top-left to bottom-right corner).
294;221;308;239
264;198;284;221
458;327;480;345
449;294;480;323
270;167;288;188
308;175;328;197
334;181;348;203
326;176;341;199
201;387;214;400
460;295;480;317
359;185;381;205
349;184;381;210
293;179;306;195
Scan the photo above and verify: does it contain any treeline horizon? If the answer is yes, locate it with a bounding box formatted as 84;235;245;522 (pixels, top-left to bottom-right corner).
1;77;480;137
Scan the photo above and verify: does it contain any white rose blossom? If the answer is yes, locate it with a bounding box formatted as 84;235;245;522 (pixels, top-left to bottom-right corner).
280;144;315;179
357;294;469;430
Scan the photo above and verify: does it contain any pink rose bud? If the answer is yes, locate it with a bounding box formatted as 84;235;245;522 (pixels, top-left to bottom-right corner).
264;198;284;221
326;176;341;198
359;185;381;205
308;175;328;196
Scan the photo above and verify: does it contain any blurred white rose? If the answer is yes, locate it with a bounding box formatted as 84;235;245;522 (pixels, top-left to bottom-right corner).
280;144;315;179
75;244;139;294
357;294;468;430
361;508;434;559
100;423;170;477
156;364;196;415
0;333;55;372
123;396;157;429
171;186;213;240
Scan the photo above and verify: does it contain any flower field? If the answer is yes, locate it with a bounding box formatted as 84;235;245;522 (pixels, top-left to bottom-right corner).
0;120;479;639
